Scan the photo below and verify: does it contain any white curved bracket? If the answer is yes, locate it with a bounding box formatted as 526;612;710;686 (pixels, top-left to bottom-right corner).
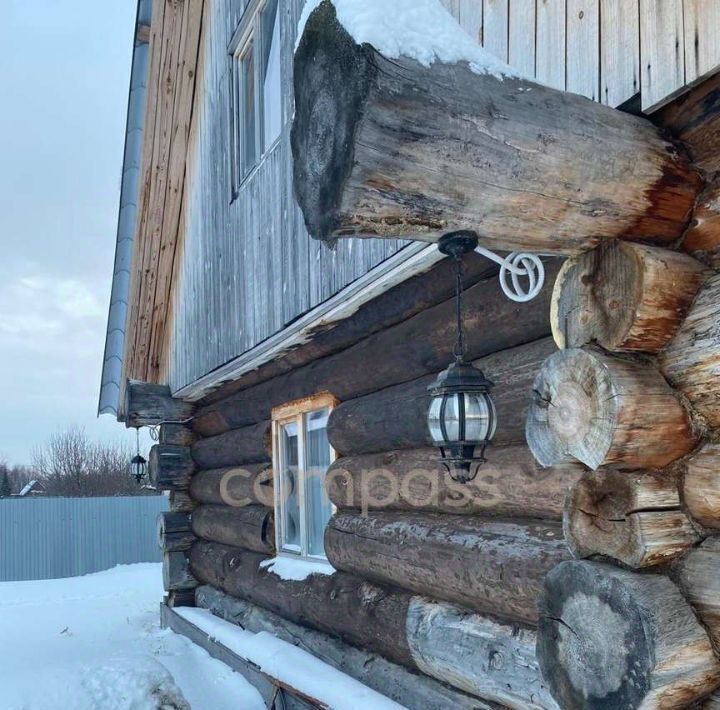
474;246;545;303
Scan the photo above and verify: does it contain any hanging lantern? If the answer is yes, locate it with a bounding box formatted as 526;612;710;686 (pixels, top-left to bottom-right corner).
427;231;496;483
129;428;147;483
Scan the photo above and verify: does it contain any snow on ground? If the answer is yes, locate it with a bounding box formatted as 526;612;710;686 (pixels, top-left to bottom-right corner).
0;564;265;710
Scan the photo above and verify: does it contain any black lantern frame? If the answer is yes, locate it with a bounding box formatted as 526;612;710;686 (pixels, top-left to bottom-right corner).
427;231;497;483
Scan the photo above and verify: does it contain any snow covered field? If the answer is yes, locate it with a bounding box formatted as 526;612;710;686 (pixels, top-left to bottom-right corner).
0;564;265;710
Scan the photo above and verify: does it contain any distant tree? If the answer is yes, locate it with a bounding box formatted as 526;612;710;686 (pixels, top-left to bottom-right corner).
32;427;156;497
0;468;11;498
8;465;35;494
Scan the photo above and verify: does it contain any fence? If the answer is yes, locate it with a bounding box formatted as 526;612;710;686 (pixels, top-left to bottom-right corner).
0;495;169;581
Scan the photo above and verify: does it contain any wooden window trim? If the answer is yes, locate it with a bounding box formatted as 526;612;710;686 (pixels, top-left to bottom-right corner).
271;393;339;561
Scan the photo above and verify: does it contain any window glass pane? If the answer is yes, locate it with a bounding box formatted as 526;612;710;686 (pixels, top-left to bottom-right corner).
304;408;333;557
262;0;282;149
280;420;300;551
464;393;491;441
241;41;256;173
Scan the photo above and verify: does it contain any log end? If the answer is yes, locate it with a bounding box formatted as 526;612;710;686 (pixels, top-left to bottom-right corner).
683;444;720;529
538;560;720;709
291;0;376;241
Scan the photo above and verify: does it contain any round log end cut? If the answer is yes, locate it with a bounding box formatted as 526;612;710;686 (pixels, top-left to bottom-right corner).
551;241;706;353
683;444;720;529
538;560;720;710
526;348;695;470
291;0;376;240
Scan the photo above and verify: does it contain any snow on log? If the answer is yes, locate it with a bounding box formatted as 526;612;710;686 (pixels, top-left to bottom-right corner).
537;560;720;709
291;1;699;252
195;586;498;710
328;337;556;457
526;348;696;470
324;511;569;624
551;241;706;352
326;445;583;520
564;469;698;568
188;542;417;669
683;444;720;530
149;444;195;490
673;537;720;651
189;464;274;508
157;511;196;552
191;421;272;469
191;504;275;554
660;272;720;430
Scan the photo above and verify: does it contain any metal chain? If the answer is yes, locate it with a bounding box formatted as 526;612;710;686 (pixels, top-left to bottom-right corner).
453;253;465;361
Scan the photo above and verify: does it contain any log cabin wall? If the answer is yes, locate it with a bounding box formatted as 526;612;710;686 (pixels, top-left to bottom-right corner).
179;256;586;709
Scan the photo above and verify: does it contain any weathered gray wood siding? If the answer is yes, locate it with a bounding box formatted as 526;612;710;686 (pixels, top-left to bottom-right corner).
168;0;406;392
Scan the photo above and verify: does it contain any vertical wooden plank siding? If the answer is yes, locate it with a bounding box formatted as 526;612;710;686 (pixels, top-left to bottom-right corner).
600;0;640;106
536;0;567;90
508;0;536;77
640;0;685;111
566;0;599;100
482;0;509;62
458;1;483;42
166;0;409;391
683;0;720;86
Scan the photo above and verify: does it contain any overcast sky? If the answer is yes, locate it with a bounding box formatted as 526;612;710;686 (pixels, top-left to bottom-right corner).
0;0;140;465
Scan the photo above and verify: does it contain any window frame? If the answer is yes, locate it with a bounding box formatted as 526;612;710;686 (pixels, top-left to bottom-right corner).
228;0;282;198
271;393;338;562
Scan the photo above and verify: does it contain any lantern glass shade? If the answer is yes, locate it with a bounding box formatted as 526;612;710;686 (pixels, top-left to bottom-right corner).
129;454;147;482
427;360;495;482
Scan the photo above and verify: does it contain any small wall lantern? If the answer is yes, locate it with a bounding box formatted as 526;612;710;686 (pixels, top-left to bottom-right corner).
428;231;496;483
129;428;147;483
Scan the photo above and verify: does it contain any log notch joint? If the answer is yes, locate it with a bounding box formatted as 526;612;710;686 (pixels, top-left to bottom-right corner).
124;380;194;428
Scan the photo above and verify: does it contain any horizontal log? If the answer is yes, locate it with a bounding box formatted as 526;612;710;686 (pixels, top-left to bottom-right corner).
191;422;272;469
163;550;197;592
149;444;195;490
192;565;554;709
324;511;569;624
192;504;275;554
200;253;499;406
157;511;196;552
196;586;507;710
326;445;583;520
684;179;720;266
188;542;416;669
659;272;720;429
673;537;720;652
564;469;699;568
527;347;696;470
124;380;193;428
292;2;699;250
159;422;195;446
192;264;559;437
189;464;274;508
551;241;706;352
328;337;556;457
538;560;720;709
683;444;720;530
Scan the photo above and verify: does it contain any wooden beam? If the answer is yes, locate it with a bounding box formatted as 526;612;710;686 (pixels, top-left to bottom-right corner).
163;550;197;591
526;348;696;470
291;1;699;252
157;511;195;552
189;464;273;508
124;380;193;428
191;421;272;469
684;178;720;266
550;241;707;352
326;445;583;521
564;469;699;567
537;560;720;708
192;504;275;554
324;511;569;624
149;444;195;490
683;444;720;530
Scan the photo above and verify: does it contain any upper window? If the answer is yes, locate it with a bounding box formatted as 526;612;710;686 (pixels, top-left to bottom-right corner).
230;0;282;190
271;394;337;560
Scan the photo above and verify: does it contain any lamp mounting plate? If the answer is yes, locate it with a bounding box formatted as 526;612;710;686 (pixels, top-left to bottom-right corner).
438;231;479;258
